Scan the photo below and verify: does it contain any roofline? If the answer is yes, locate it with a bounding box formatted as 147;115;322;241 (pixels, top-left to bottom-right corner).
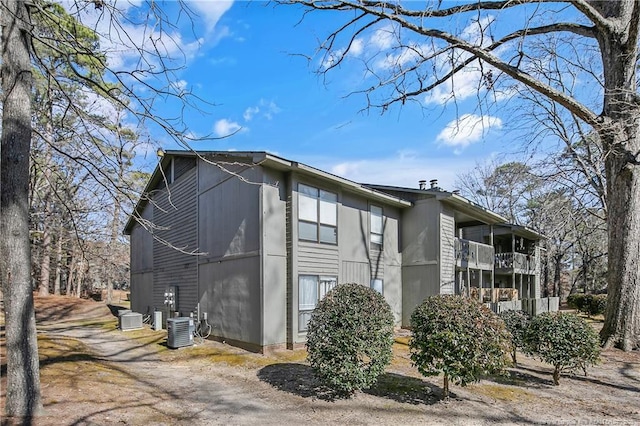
124;150;412;234
364;184;545;240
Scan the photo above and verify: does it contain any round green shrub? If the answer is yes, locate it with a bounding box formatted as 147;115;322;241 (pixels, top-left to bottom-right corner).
306;283;395;395
566;294;584;311
409;295;511;398
523;312;600;385
499;310;531;365
586;294;607;317
566;294;607;317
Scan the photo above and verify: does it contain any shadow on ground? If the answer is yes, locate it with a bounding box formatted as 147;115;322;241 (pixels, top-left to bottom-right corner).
257;363;443;404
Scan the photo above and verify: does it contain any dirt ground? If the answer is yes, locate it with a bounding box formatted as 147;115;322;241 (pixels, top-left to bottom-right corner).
1;294;639;425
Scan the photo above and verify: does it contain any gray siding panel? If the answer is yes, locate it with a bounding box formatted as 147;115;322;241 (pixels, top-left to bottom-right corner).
130;272;153;314
440;208;456;294
153;167;198;315
297;242;339;275
198;257;261;346
341;261;370;285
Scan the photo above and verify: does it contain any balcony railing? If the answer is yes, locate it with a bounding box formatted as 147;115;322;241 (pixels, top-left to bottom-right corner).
495;252;537;273
455;238;494;270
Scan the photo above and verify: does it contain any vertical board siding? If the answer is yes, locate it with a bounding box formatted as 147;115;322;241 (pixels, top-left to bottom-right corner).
440;208;455;294
341;261;370;285
152;167;198;315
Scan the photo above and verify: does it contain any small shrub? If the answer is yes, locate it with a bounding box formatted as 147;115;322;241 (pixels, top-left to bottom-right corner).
499;310;531;365
586;294;607;317
566;294;584;311
409;295;511;398
306;283;395;395
566;293;607;317
523;312;600;385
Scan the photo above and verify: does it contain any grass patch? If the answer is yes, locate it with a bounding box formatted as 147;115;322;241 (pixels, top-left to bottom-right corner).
38;334;135;390
471;383;535;402
169;343;308;368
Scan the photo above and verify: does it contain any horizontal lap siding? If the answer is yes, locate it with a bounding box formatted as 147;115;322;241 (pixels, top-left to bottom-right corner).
297;243;339;276
153;167;198;314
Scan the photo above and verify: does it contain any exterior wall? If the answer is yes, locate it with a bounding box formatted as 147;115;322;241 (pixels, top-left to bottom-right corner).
439;207;456;294
400;198;440;326
261;168;288;348
152;166;198;316
130;204;154;314
289;175;404;346
196;158;264;350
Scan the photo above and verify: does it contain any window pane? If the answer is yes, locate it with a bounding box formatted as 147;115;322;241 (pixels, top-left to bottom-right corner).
319;199;337;225
299;194;317;222
319;225;337;244
320;190;337;202
299;311;313;332
319;277;337;300
299;276;318;311
371;279;383;294
371;233;383;245
299;221;318;241
299;183;318;197
371;205;383;234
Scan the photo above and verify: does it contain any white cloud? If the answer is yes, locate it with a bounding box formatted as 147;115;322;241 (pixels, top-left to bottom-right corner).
315;151;478;190
350;38;364;56
214;118;243;137
190;1;235;32
424;66;482;105
371;23;397;50
436;114;502;152
243;106;259;121
461;15;496;47
242;99;281;122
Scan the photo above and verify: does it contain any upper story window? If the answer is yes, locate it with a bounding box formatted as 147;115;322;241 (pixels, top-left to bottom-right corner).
298;183;337;244
370;205;383;250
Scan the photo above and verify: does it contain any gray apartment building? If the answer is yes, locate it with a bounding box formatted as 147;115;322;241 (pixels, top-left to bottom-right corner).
125;151;553;353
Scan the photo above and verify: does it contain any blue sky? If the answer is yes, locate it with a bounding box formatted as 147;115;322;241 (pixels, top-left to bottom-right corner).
94;0;564;190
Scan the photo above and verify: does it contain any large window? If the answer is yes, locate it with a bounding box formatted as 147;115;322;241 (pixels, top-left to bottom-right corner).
370;205;383;249
298;183;337;244
298;275;337;331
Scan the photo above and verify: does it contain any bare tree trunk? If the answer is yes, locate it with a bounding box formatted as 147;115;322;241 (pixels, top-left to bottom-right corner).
38;222;51;296
75;255;85;298
37;118;55;296
597;1;640;350
53;227;63;295
553;253;563;300
0;0;42;418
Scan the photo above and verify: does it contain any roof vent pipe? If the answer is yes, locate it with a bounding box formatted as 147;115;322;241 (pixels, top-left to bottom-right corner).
419;180;427;190
430;179;438;189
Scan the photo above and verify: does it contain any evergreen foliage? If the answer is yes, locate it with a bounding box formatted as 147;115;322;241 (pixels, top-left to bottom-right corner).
306;283;395;395
409;295;511;398
524;312;600;385
499;310;531;365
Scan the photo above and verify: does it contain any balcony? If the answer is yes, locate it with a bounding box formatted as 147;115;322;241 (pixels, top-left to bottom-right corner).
455;238;494;270
495;252;537;274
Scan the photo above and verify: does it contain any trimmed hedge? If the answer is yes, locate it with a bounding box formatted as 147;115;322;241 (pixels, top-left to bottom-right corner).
566;294;607;317
524;312;600;385
499;310;531;365
306;283;395;395
409;295;511;398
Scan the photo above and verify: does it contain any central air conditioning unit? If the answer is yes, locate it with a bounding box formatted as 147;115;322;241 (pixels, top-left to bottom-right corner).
119;312;143;331
167;317;194;349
